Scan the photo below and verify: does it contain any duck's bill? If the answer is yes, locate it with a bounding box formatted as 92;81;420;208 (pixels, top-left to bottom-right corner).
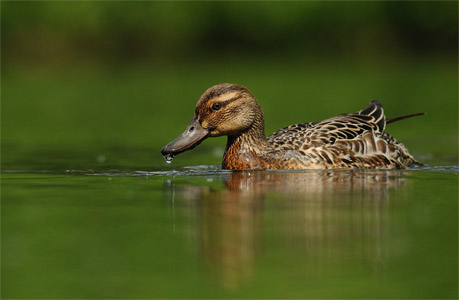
161;119;209;156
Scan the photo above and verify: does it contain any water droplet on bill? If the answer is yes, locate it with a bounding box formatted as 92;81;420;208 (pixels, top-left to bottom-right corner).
163;154;174;164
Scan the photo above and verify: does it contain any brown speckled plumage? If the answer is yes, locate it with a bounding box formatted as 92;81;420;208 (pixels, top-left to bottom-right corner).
161;83;421;170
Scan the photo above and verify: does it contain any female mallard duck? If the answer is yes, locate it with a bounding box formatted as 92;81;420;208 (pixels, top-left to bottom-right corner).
161;83;423;170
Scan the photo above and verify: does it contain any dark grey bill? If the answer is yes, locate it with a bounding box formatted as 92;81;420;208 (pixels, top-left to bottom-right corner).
161;119;209;157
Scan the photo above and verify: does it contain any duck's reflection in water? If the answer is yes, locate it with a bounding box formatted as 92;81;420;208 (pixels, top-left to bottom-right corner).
165;170;407;289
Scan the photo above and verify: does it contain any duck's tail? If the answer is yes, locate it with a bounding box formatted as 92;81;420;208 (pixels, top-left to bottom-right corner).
386;112;426;124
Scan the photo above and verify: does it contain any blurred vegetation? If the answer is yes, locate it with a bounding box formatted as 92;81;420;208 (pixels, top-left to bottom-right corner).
2;1;457;67
1;2;458;169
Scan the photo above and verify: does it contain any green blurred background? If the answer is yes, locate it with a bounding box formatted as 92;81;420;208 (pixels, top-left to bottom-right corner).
2;1;458;170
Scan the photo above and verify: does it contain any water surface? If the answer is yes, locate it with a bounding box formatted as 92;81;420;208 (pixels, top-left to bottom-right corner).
2;166;457;298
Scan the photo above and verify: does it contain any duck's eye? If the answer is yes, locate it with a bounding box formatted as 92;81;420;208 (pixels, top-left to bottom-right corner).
212;102;222;111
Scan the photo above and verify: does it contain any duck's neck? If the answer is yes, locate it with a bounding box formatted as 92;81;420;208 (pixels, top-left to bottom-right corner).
222;115;271;170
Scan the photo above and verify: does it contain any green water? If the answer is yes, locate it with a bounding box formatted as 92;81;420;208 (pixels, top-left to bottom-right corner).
2;168;458;298
2;60;458;298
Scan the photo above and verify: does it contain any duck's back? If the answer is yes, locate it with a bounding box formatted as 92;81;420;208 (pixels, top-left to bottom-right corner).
266;101;418;169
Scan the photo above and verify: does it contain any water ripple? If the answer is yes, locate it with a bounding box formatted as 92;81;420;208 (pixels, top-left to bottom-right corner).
3;165;458;177
86;165;227;177
84;164;459;177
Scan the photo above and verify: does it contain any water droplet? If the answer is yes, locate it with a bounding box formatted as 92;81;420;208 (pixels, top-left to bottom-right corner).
163;154;174;164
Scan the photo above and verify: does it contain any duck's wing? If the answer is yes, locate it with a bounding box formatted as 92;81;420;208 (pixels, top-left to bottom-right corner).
267;100;386;151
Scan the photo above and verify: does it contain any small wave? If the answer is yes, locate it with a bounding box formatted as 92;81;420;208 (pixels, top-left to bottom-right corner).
85;165;459;177
86;165;226;177
410;165;459;173
3;164;458;177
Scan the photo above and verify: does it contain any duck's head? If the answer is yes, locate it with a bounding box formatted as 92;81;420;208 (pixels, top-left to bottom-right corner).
161;83;263;158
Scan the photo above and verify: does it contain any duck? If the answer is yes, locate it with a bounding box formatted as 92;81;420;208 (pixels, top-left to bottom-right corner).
161;83;423;170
